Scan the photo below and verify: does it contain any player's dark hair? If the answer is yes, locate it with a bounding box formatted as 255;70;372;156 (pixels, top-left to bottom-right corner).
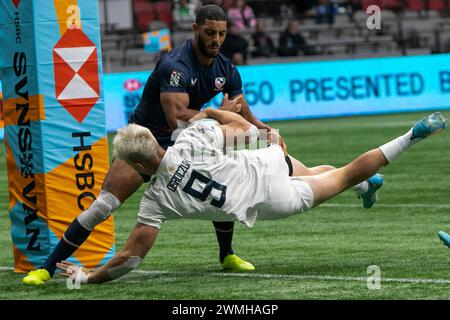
195;4;227;25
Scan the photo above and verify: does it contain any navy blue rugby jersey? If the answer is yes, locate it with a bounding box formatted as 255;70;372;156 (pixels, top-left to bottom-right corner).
129;39;243;144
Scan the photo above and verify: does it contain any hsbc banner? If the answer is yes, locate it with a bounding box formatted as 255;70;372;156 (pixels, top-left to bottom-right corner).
0;0;115;272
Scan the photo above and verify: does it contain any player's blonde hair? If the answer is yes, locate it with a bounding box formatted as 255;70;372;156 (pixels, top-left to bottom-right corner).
113;124;158;163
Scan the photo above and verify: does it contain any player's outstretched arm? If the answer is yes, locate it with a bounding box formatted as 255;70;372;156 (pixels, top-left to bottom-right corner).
57;223;159;284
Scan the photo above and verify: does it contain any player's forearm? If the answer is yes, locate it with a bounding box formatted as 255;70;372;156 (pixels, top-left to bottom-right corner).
86;224;156;284
239;98;272;131
87;253;133;283
161;92;197;130
176;108;200;123
87;270;112;283
87;260;119;284
247;114;271;131
240;105;273;144
164;107;200;130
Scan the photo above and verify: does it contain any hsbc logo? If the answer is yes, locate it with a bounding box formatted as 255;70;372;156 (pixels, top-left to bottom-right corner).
124;79;142;92
53;28;99;123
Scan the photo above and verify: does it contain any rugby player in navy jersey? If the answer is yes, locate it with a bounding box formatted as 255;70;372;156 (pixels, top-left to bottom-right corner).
23;4;338;285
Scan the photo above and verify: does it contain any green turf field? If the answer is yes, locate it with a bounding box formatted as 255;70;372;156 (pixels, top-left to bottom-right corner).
1;111;450;299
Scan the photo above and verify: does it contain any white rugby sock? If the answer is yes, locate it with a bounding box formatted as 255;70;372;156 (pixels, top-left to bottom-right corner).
77;190;121;231
353;181;369;195
379;129;421;163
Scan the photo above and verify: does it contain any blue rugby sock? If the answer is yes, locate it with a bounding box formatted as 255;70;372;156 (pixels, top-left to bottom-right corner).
41;218;91;276
212;221;235;263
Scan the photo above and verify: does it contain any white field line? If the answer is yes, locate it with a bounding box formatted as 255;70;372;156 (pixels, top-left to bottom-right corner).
132;270;450;285
321;203;450;209
2;266;450;285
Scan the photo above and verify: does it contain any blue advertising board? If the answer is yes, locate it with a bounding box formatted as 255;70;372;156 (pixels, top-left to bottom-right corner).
2;53;450;138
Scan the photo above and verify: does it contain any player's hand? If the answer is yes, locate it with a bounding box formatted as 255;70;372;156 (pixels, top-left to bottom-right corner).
219;93;242;113
188;110;207;124
278;134;288;156
268;130;287;156
56;260;91;282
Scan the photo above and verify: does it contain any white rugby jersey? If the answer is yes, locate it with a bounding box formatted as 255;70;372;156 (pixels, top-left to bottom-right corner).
138;119;288;228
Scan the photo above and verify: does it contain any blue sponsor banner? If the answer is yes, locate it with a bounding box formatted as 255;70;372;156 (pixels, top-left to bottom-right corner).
102;53;450;132
2;53;450;138
211;53;450;121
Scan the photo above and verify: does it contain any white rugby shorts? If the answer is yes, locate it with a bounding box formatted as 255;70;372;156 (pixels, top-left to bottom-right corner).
257;147;315;220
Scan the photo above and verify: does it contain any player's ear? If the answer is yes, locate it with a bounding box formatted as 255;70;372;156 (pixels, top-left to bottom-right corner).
192;23;198;33
135;162;146;174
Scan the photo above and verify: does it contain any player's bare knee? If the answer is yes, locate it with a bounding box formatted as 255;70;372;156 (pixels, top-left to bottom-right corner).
77;190;121;231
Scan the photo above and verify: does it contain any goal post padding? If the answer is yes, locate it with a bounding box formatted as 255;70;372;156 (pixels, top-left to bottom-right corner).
0;0;115;273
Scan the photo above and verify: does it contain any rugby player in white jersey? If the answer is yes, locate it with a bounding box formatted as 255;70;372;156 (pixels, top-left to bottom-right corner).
56;110;447;284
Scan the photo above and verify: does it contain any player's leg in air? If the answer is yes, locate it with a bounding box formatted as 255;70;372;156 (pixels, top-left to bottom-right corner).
259;112;446;222
287;154;384;209
300;112;446;210
22;160;144;285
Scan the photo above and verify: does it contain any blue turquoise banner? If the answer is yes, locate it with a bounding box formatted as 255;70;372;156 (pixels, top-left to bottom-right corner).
2;53;450;137
101;53;450;132
230;54;450;121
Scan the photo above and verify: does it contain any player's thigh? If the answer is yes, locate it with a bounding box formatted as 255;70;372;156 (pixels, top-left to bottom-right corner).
288;155;312;176
258;175;314;220
102;159;144;202
288;155;335;176
299;168;348;207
